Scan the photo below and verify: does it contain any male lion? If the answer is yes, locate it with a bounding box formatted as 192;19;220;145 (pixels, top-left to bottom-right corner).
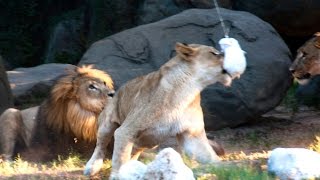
0;65;114;161
290;32;320;84
84;42;243;178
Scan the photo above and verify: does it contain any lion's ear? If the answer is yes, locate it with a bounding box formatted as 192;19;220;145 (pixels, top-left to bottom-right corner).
314;32;320;48
175;42;199;61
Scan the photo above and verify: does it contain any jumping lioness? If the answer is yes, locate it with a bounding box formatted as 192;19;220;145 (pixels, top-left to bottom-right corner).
84;43;242;178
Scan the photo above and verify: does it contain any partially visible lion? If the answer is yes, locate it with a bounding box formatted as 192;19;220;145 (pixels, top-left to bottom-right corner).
84;43;243;178
0;65;114;161
290;32;320;84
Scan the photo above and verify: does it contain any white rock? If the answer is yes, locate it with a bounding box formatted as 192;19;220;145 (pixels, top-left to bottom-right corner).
219;37;246;79
268;148;320;180
118;148;195;180
118;160;147;180
144;148;195;180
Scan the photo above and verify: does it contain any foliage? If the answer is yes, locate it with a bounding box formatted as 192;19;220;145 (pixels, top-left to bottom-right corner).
309;136;320;153
280;81;299;112
0;0;85;68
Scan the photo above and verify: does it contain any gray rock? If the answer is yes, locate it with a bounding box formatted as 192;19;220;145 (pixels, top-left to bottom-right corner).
7;63;74;105
79;8;292;130
137;0;232;25
45;12;85;64
0;56;13;114
233;0;320;37
268;148;320;180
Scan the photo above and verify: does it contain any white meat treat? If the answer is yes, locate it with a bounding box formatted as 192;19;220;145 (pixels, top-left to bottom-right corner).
219;37;246;78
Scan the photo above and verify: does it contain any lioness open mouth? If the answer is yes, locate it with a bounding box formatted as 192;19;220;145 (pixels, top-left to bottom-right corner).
296;73;311;80
295;73;311;85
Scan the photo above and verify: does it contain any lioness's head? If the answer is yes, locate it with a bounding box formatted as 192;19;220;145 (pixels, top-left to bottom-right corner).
175;42;233;86
289;32;320;84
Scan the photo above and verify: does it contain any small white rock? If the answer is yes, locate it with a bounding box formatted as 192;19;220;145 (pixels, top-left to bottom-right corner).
268;148;320;180
118;160;147;180
118;148;195;180
219;37;246;79
144;148;195;180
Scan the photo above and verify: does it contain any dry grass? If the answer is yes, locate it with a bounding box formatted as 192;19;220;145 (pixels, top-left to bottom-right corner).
309;135;320;153
0;155;111;179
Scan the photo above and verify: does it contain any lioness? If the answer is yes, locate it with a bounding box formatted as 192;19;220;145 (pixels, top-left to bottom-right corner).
290;32;320;84
84;43;242;178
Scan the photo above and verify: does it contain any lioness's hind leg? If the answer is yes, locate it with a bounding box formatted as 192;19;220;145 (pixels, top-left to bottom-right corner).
177;130;220;163
0;108;24;160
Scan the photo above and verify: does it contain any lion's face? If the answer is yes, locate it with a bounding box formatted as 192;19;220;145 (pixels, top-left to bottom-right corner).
47;65;114;141
75;76;114;113
290;32;320;84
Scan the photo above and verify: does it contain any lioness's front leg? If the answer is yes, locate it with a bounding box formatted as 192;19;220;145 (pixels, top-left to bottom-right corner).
109;127;135;179
84;117;118;176
0;108;24;160
177;130;219;163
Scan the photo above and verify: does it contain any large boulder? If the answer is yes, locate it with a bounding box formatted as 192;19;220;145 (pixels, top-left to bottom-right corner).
0;56;13;114
137;0;232;25
44;11;85;64
233;0;320;37
7;63;74;106
79;8;292;130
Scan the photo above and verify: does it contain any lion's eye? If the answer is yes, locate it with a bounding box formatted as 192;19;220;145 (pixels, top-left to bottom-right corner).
210;51;219;55
88;84;97;90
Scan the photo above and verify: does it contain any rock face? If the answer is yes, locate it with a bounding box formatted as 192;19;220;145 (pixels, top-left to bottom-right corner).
118;148;195;180
44;13;85;64
0;56;13;114
233;0;320;37
268;148;320;179
79;8;292;129
7;63;74;106
137;0;230;25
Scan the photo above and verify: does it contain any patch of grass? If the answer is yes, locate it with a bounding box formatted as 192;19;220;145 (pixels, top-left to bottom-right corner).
0;154;111;179
194;164;274;180
281;81;299;112
0;151;274;179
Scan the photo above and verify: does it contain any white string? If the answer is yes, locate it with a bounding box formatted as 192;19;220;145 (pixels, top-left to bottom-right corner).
213;0;229;38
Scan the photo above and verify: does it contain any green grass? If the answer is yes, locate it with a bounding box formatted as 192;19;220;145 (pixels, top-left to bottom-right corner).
281;81;299;112
194;164;274;180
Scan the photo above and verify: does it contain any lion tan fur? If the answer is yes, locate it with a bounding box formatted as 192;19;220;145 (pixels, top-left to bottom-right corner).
84;43;237;178
0;65;114;161
290;32;320;84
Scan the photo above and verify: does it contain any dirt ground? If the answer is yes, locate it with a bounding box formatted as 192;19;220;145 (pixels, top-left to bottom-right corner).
211;106;320;155
1;106;320;179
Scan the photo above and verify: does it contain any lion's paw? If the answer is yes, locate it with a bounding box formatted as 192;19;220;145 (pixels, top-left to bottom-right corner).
83;158;103;176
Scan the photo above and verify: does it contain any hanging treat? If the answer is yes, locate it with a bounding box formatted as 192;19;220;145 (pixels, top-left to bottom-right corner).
219;37;246;79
